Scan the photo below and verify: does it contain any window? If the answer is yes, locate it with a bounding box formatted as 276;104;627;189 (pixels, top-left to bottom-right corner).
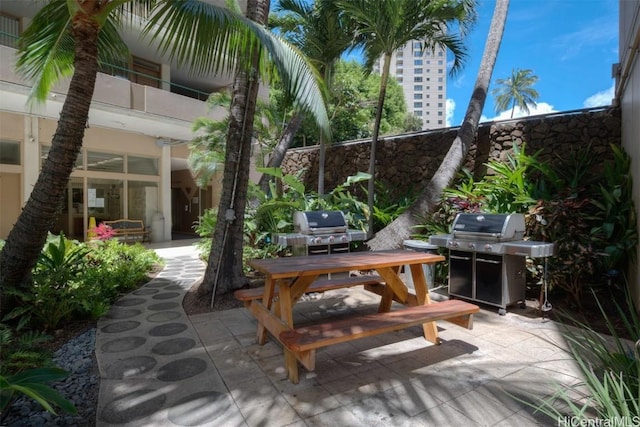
414;77;423;82
128;181;159;224
413;51;421;58
414;85;422;91
87;151;124;173
438;60;443;65
438;94;443;99
438;68;443;74
438;51;443;57
414;68;423;74
41;145;83;170
438;111;443;116
128;156;159;176
438;120;443;125
414;59;423;66
0;14;20;48
131;56;161;88
415;111;422;116
438;103;443;107
438;86;443;90
438;77;443;82
413;102;423;108
414;93;423;99
397;77;403;83
413;42;421;50
0;140;20;165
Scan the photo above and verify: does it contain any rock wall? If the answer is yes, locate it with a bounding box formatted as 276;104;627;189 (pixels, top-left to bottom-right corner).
281;107;621;199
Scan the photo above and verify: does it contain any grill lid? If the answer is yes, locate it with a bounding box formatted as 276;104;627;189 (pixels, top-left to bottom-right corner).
294;211;347;234
451;213;525;241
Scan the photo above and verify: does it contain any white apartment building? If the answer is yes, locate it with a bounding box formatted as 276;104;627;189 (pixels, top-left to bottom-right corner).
374;41;447;130
0;1;237;242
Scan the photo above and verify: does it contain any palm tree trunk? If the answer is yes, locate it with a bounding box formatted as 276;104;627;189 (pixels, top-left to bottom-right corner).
0;14;100;296
258;112;303;194
201;0;270;300
367;0;510;251
367;52;392;238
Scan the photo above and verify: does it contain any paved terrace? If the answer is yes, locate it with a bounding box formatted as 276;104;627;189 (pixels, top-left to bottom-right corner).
94;241;582;426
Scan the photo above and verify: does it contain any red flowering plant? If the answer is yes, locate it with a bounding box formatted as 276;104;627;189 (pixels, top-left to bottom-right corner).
90;223;115;241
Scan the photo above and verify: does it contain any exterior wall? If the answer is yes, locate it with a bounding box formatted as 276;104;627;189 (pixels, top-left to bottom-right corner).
617;0;640;301
282;107;621;200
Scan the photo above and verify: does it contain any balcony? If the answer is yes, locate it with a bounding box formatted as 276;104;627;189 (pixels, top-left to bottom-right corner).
0;44;225;141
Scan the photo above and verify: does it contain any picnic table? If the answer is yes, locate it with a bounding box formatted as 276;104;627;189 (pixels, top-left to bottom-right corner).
240;249;479;383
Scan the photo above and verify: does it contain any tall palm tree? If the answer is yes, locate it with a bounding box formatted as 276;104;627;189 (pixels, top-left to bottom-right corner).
336;0;477;238
368;0;510;250
0;0;329;298
268;0;356;195
492;68;539;118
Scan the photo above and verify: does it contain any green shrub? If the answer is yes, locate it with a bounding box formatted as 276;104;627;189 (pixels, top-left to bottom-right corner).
528;287;640;422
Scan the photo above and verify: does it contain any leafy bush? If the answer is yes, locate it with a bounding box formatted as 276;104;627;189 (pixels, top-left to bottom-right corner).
529;287;640;422
4;234;162;331
418;143;637;309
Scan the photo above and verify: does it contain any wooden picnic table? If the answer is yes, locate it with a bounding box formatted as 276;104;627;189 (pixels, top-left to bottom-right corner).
243;249;478;383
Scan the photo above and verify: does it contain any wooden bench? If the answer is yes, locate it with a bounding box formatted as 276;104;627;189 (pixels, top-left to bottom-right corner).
234;275;383;307
102;219;149;243
279;299;479;352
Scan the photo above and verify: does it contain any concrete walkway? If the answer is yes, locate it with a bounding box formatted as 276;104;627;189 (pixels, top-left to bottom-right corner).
95;241;582;426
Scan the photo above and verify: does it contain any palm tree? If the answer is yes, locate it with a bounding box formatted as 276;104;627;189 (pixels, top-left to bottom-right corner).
368;0;510;250
268;0;356;195
0;0;329;299
336;0;477;238
492;68;539;118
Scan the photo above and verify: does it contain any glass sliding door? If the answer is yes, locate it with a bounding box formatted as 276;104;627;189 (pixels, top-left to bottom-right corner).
53;177;84;241
87;178;123;224
128;180;158;225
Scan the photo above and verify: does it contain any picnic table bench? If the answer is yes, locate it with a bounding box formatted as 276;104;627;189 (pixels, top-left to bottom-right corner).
244;250;480;383
102;219;149;243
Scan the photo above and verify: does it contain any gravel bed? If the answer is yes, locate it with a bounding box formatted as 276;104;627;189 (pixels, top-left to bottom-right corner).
2;328;99;427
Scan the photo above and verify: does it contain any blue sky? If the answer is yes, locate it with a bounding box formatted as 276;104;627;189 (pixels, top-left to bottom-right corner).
446;0;619;126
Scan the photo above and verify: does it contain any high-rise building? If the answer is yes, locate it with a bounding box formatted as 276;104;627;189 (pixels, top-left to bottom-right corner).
373;41;447;130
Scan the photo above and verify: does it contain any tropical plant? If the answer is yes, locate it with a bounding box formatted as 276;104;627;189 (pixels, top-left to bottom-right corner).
528;286;640;422
0;0;329;307
337;0;477;238
4;234;89;330
270;0;356;195
0;368;76;420
491;68;539;118
368;0;508;250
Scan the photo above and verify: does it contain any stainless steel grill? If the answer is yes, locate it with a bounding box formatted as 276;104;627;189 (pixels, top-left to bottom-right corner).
276;211;366;256
429;213;554;315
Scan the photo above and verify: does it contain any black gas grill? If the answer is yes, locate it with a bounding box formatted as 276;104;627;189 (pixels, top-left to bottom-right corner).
429;213;554;315
276;211;366;256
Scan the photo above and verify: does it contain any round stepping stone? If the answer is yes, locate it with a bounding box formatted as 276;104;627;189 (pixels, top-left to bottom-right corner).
148;302;179;311
105;356;157;379
114;297;146;307
157;358;207;381
100;389;167;424
105;308;141;319
147;311;181;323
165;284;184;291
167;391;232;425
132;288;159;295
151;337;196;356
100;320;140;334
152;292;181;300
148;322;188;337
100;336;146;353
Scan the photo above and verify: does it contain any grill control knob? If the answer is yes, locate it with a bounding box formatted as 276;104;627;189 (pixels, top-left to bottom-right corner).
468;243;476;250
328;235;335;243
484;244;493;252
450;240;459;248
313;236;323;244
340;235;348;242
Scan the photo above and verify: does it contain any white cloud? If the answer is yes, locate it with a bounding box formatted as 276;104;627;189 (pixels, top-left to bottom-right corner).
583;85;614;108
484;102;558;122
446;98;456;127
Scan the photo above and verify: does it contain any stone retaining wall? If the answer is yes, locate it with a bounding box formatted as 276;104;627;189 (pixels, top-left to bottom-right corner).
281;107;621;199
